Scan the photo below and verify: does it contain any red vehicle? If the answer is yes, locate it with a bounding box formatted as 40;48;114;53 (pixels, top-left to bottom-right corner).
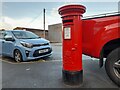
82;12;120;86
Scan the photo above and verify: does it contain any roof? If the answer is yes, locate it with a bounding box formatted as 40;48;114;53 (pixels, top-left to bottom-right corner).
0;30;13;31
83;12;120;20
48;23;62;27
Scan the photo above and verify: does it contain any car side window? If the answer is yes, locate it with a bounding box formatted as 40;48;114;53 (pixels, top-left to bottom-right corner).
0;31;4;39
3;31;13;39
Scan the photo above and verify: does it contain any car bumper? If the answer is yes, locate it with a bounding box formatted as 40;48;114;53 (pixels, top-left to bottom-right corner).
27;52;52;60
21;45;52;61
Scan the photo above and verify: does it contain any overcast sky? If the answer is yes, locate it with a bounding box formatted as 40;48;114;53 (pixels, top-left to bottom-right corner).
1;2;119;30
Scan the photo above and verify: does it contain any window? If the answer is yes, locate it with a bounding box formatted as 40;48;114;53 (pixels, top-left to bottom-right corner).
4;31;13;37
0;31;4;39
12;31;39;39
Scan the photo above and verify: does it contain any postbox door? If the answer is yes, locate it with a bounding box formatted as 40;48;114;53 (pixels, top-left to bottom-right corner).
63;19;82;71
63;25;76;71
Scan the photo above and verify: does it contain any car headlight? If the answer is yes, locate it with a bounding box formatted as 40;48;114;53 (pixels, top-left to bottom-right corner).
20;42;33;48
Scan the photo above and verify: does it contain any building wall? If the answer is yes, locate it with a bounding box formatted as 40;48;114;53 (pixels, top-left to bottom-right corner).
48;23;62;43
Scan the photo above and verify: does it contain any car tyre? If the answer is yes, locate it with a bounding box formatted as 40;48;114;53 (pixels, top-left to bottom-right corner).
14;49;23;62
105;47;120;86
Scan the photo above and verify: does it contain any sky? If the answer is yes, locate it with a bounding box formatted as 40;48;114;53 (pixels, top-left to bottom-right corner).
0;2;119;30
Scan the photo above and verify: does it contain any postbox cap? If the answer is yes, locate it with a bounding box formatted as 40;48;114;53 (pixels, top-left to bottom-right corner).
58;4;86;17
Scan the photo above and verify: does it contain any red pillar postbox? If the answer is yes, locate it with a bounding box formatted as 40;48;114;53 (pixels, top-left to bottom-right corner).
58;5;86;85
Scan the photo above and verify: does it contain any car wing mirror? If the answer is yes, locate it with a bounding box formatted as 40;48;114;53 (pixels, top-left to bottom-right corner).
4;36;15;41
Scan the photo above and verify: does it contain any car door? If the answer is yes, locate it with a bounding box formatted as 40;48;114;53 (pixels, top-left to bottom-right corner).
0;39;2;55
0;31;4;55
2;31;15;56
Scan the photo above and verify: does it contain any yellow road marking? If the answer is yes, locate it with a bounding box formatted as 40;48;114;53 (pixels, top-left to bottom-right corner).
0;58;61;64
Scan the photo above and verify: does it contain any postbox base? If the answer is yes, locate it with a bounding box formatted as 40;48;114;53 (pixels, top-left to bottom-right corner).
62;70;83;85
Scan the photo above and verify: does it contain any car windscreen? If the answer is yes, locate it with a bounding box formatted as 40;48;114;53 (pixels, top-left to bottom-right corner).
12;31;40;39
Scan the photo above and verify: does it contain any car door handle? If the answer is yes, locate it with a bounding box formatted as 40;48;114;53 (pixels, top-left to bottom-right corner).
2;41;5;43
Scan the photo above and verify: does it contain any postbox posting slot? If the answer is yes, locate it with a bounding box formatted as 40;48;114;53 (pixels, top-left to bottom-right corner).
63;19;73;23
64;27;71;39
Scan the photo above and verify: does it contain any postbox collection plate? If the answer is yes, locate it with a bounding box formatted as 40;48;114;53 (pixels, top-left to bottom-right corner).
64;27;71;39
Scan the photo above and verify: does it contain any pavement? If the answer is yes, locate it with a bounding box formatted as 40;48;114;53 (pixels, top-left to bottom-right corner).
0;43;119;88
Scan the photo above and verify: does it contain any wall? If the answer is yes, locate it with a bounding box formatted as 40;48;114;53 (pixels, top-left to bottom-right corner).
48;23;62;43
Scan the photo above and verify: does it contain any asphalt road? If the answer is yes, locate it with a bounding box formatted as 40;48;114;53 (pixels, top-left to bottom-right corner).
0;43;119;88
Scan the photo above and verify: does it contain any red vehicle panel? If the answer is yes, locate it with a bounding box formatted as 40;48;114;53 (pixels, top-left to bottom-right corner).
82;15;120;58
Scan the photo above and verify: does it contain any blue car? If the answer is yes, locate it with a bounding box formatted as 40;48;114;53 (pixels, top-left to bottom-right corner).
0;30;52;62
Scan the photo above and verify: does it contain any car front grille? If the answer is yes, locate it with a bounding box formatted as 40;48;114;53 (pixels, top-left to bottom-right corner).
33;43;49;47
33;48;52;57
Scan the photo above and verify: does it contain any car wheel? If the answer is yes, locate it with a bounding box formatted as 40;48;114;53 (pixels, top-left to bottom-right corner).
14;49;23;62
105;47;120;86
